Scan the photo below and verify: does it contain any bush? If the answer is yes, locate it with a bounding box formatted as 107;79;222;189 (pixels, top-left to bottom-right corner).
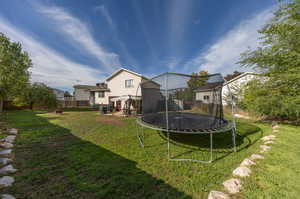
238;0;300;122
20;83;57;110
242;79;300;121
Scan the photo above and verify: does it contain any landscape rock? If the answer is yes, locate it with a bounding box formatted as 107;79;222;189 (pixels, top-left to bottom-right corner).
264;140;274;145
260;149;268;153
1;194;16;199
250;154;264;160
0;143;13;149
272;125;280;129
0;165;17;175
0;158;12;166
223;178;242;194
8;128;18;135
260;145;271;153
233;166;251;177
0;150;12;157
234;114;251;120
0;176;14;188
240;158;256;167
261;135;276;141
260;145;271;150
3;136;16;144
208;190;230;199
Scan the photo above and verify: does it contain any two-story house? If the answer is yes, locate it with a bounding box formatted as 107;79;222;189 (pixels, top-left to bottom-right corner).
74;68;148;110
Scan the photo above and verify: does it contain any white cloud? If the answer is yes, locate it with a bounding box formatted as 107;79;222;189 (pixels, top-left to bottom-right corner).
0;17;104;90
166;0;194;69
38;5;120;72
184;8;274;74
161;57;180;70
131;1;157;62
95;5;115;29
94;5;139;68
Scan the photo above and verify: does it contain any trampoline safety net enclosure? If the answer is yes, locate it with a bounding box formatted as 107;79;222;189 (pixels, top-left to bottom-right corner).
136;72;236;163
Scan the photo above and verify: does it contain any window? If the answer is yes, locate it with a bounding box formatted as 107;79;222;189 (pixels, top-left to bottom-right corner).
125;79;134;88
98;91;105;98
203;95;210;100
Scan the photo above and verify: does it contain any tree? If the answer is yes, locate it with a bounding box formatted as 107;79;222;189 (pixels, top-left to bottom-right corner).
174;71;209;104
64;91;72;97
0;33;32;112
238;0;300;120
187;71;209;90
21;83;57;110
224;71;243;81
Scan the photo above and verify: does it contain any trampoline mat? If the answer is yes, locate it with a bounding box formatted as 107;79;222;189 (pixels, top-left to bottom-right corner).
142;112;228;132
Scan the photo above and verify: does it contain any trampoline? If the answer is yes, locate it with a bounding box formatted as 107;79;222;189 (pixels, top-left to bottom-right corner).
136;72;236;163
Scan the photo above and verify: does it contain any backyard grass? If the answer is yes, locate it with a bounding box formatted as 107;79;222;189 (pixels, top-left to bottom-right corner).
0;110;297;198
241;124;300;199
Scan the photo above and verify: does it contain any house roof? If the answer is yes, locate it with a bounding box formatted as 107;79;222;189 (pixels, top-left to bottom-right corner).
73;84;109;91
106;68;148;81
51;88;64;93
223;72;257;86
194;82;223;92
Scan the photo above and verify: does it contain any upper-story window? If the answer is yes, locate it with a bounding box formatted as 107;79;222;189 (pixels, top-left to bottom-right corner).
125;79;134;88
203;95;210;100
98;91;105;98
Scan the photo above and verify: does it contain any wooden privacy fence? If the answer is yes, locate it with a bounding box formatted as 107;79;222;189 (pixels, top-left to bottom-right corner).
58;97;90;108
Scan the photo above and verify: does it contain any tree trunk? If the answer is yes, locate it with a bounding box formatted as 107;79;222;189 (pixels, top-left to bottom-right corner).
0;98;3;113
30;102;33;110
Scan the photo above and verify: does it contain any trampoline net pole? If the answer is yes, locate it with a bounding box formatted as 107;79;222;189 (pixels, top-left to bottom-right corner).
210;133;213;163
225;81;237;152
137;123;144;148
232;128;237;152
165;73;170;160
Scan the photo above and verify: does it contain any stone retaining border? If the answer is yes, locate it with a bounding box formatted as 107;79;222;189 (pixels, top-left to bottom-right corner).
0;128;19;199
208;124;280;199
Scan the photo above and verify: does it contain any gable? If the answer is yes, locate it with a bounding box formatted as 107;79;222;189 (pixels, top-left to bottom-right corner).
106;68;145;81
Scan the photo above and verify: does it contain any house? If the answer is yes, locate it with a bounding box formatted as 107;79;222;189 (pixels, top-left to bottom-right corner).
222;72;258;105
73;68;148;110
52;88;65;101
194;72;258;105
194;82;223;104
73;83;110;106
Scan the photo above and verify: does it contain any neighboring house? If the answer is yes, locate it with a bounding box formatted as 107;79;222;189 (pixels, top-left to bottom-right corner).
194;72;258;105
73;83;109;106
52;88;65;101
195;82;223;104
73;68;148;110
222;72;258;105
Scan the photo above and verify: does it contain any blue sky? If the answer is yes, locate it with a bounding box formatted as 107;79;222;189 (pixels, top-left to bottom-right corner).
0;0;276;91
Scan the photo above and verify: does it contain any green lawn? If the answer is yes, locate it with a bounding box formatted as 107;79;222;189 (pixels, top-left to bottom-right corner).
0;110;297;198
241;124;300;199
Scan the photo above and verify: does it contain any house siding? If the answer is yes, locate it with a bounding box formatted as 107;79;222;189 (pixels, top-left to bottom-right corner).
196;91;214;104
92;70;143;106
107;70;142;97
222;73;257;105
74;88;90;101
52;89;65;101
94;91;109;104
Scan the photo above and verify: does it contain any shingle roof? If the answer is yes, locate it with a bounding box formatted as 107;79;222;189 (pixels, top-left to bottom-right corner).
194;82;223;92
106;68;148;81
73;84;109;91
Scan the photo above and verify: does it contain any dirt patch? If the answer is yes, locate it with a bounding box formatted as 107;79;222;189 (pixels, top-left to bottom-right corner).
95;115;125;126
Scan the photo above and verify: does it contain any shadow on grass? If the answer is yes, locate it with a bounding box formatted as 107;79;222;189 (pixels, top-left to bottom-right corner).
4;111;190;199
141;121;262;162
